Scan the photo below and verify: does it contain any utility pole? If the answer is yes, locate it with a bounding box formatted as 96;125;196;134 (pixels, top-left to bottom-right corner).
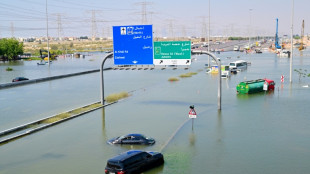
182;25;187;39
201;16;207;41
91;10;98;41
299;20;304;50
141;1;147;24
46;0;50;66
290;0;294;83
249;9;253;48
168;19;174;39
208;0;211;67
56;13;63;40
87;10;104;40
135;1;153;25
107;26;111;39
230;24;235;37
149;11;155;25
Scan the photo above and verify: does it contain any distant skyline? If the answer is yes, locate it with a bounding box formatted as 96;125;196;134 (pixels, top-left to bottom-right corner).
0;0;309;38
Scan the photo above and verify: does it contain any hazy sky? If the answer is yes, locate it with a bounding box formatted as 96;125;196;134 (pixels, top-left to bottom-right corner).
0;0;308;38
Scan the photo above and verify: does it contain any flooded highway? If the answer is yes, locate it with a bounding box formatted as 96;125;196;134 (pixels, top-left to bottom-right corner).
1;50;310;174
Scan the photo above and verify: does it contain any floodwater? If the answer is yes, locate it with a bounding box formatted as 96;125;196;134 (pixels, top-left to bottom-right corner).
0;52;112;84
1;49;310;174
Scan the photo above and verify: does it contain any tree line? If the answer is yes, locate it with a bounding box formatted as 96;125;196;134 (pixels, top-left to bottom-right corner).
0;38;24;61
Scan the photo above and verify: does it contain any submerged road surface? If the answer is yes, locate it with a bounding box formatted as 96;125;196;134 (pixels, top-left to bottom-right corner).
1;50;310;174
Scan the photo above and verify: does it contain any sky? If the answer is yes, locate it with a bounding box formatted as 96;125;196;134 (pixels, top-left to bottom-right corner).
0;0;309;38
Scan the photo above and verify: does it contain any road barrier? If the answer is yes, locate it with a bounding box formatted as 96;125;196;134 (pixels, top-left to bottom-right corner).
0;101;116;145
0;68;111;89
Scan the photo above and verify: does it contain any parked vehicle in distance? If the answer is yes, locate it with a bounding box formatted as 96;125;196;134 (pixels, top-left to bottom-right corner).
105;150;164;174
107;134;155;145
210;65;219;74
233;45;240;51
277;49;291;58
229;60;247;71
230;67;238;74
12;77;29;82
255;48;262;53
221;65;231;78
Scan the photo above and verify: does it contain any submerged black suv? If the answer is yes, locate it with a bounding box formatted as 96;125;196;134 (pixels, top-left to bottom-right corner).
105;150;164;174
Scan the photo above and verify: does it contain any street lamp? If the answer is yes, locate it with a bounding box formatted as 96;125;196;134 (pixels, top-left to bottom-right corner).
46;0;50;66
290;0;294;83
208;0;211;67
249;9;253;48
192;50;222;110
101;52;113;105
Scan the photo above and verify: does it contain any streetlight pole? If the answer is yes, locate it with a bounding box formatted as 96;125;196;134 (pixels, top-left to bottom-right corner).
46;0;50;66
101;52;113;105
249;9;253;48
208;0;210;67
290;0;294;83
192;50;221;110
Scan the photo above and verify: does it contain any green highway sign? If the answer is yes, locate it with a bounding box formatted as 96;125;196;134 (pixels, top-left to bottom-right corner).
153;41;191;65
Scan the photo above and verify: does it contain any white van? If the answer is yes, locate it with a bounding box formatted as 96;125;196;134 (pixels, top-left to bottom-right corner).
221;65;231;78
233;45;240;51
229;60;247;71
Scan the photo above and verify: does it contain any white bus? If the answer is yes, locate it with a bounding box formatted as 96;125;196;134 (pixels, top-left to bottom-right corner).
229;60;247;71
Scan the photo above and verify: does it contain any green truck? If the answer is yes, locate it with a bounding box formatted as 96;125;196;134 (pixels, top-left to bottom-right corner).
236;79;271;94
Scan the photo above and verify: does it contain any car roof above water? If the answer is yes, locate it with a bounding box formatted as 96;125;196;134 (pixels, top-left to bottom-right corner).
125;133;145;137
108;150;145;163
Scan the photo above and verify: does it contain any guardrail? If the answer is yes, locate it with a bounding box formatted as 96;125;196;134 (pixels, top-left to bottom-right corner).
0;68;112;89
0;101;116;145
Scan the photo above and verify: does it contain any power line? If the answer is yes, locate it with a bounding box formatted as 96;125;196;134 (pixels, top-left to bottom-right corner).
200;16;207;39
87;10;103;40
55;13;64;39
135;1;153;25
168;19;174;38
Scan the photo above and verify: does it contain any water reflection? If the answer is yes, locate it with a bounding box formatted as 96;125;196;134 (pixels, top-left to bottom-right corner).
274;54;278;69
189;131;196;146
236;92;273;100
41;153;65;159
300;51;304;59
1;60;25;66
289;82;293;97
215;111;224;148
113;144;153;151
223;78;230;89
141;100;209;107
101;108;107;142
145;163;164;174
213;110;225;171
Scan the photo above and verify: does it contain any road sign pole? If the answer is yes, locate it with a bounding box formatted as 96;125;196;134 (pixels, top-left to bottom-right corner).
218;57;221;110
101;52;113;105
192;118;194;130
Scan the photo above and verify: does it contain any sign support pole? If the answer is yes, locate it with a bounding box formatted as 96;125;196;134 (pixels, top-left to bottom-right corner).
192;118;194;130
101;52;113;105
